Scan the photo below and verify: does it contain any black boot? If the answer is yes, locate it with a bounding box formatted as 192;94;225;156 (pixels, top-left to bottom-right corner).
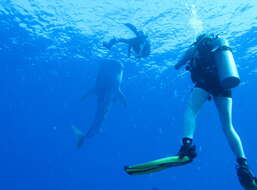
236;157;257;189
177;138;197;161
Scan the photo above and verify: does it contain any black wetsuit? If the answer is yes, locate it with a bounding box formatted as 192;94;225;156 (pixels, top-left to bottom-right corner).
103;23;151;58
189;37;232;98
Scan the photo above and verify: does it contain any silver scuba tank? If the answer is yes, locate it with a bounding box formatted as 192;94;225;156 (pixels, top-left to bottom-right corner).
212;37;240;89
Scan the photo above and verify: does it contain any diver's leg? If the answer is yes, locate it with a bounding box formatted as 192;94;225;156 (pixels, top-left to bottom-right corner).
183;87;209;139
103;38;131;49
116;38;133;57
177;88;209;161
116;38;131;44
214;97;257;188
213;97;245;158
103;38;118;49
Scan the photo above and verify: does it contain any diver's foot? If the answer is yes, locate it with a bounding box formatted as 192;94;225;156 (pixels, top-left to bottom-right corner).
177;137;197;161
237;158;257;189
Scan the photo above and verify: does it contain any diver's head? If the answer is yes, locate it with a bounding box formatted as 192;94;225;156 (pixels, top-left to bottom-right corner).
196;33;209;43
194;33;218;47
196;33;217;43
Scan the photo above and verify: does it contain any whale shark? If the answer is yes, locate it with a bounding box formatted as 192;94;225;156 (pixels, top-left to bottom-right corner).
73;59;126;148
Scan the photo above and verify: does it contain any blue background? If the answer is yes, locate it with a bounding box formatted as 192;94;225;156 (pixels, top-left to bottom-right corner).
1;1;257;190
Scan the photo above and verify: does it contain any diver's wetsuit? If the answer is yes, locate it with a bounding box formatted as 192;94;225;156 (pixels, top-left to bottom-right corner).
189;36;232;98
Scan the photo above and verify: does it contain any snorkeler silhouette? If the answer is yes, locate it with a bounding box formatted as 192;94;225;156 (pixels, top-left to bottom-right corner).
73;59;127;148
103;23;151;58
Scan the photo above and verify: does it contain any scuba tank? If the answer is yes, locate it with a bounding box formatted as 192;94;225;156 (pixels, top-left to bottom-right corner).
194;34;240;89
211;36;240;89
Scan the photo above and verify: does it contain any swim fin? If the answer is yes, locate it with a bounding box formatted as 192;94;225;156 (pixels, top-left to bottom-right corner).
124;23;138;35
124;155;191;175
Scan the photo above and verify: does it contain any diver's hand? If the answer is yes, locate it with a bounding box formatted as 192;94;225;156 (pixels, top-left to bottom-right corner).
175;46;196;70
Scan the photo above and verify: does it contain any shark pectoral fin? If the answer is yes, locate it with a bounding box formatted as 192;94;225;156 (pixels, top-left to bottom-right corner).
116;90;127;107
81;88;95;101
72;125;86;148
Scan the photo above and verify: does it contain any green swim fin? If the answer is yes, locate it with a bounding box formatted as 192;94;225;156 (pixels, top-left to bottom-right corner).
124;155;191;175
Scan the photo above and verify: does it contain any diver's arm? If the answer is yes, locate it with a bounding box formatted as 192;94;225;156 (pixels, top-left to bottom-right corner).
117;38;131;44
175;46;196;70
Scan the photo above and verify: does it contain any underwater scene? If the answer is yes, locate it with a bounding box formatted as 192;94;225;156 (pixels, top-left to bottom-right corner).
1;0;257;190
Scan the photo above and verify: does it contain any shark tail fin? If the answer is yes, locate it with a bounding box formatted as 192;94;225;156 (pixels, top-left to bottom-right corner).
72;125;86;148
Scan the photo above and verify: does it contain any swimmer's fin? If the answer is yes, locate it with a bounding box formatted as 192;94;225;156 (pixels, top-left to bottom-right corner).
72;125;86;148
124;155;191;175
124;23;138;35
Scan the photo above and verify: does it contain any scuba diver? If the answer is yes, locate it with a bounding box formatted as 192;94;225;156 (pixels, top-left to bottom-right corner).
174;33;257;189
124;33;257;190
103;23;151;58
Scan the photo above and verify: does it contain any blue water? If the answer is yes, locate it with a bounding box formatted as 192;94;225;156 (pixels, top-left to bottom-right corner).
1;1;257;190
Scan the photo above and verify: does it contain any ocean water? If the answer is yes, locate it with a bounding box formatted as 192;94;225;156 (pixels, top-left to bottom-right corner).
1;0;257;190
